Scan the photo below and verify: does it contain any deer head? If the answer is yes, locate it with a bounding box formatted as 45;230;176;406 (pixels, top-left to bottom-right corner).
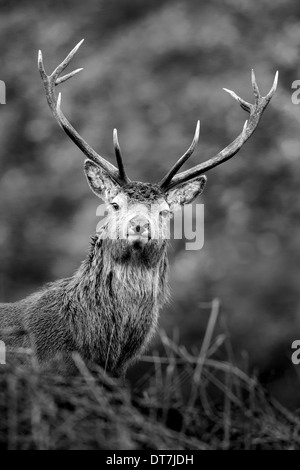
38;40;278;256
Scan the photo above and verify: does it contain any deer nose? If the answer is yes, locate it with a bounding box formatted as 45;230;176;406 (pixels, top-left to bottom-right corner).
129;216;150;234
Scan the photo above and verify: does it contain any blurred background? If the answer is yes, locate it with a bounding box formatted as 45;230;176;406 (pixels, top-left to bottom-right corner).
0;0;300;406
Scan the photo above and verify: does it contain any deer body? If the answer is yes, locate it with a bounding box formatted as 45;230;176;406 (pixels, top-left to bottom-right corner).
0;40;277;376
0;234;168;376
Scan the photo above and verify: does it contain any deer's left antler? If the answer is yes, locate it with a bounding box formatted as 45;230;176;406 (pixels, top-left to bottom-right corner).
159;70;278;190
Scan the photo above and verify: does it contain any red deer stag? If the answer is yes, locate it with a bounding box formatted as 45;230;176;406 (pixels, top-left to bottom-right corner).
0;40;278;377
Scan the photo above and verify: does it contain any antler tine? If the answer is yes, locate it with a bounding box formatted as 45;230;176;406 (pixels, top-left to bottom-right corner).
38;40;129;185
113;129;130;184
56;68;84;86
265;70;279;101
222;87;252;113
159;120;200;189
162;70;278;191
251;69;261;103
52;39;84;80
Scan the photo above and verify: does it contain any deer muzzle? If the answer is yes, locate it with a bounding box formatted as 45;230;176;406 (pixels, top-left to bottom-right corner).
127;215;151;243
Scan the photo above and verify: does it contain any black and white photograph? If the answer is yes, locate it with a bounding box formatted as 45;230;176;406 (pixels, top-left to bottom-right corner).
0;0;299;453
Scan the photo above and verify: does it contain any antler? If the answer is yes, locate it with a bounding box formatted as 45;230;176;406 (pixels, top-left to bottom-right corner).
159;120;200;188
159;70;278;191
38;40;130;185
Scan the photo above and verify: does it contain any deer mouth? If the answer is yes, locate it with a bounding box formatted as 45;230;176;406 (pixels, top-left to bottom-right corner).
127;233;150;244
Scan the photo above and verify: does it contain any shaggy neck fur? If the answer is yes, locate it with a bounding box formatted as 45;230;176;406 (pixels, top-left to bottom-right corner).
64;235;169;375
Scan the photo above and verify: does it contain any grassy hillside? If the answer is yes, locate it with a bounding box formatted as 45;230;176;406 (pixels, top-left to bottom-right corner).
1;306;299;450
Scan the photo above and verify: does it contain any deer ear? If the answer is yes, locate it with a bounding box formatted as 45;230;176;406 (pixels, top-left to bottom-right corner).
165;176;207;211
84;160;121;202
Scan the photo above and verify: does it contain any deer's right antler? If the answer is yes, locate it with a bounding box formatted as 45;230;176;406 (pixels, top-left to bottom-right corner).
38;40;130;185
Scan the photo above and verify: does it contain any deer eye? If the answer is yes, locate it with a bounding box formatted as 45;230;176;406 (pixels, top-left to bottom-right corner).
111;202;120;211
160;209;170;217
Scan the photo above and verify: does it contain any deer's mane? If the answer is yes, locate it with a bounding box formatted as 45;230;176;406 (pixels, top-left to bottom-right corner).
69;235;169;306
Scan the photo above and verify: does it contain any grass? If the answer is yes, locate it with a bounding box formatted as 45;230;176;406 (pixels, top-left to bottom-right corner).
0;301;299;450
